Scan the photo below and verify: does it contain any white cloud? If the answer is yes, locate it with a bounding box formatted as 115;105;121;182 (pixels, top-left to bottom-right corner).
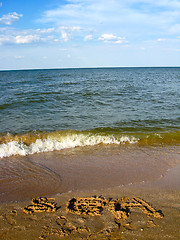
0;25;83;46
35;28;55;34
61;31;69;42
40;0;109;26
59;26;81;31
0;1;180;51
0;33;37;45
0;12;23;25
15;35;41;44
0;28;57;45
84;34;93;41
98;34;127;44
0;35;11;45
39;0;180;42
41;0;180;25
58;26;81;42
0;2;2;7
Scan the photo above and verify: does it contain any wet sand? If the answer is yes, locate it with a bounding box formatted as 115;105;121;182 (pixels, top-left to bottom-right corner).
1;145;179;202
0;145;180;239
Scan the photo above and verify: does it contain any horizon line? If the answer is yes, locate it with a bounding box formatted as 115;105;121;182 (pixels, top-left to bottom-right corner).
0;65;179;72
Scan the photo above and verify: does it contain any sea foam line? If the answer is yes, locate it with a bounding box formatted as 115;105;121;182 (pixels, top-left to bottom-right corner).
0;134;138;158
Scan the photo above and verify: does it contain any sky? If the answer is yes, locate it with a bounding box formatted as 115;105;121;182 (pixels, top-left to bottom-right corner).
0;0;180;70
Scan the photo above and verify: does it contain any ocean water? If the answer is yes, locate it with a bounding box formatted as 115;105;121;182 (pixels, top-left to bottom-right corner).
0;67;180;158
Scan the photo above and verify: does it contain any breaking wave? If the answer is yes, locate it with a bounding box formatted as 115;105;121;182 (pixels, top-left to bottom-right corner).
0;129;179;158
0;131;137;158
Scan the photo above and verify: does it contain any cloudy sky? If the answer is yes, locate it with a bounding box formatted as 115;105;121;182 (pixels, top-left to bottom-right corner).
0;0;180;70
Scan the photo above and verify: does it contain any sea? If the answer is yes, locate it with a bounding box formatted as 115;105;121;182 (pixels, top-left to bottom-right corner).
0;67;180;202
0;67;179;158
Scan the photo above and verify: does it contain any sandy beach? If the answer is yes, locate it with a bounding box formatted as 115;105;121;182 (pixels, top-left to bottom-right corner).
0;145;179;239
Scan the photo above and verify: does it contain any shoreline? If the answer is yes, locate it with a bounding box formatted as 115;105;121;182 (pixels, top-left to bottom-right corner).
0;145;180;239
1;145;179;203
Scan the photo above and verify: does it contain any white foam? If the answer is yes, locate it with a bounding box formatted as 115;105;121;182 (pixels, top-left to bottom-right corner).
0;134;138;158
0;141;28;158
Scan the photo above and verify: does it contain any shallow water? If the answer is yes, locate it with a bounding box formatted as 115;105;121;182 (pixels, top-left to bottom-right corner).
1;145;179;202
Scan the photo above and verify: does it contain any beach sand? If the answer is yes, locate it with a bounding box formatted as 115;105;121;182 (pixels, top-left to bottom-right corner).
0;145;180;239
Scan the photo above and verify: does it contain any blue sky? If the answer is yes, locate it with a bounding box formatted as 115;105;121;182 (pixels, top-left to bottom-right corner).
0;0;180;70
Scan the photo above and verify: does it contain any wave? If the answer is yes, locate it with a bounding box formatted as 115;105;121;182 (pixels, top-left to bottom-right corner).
0;129;179;158
0;130;137;158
